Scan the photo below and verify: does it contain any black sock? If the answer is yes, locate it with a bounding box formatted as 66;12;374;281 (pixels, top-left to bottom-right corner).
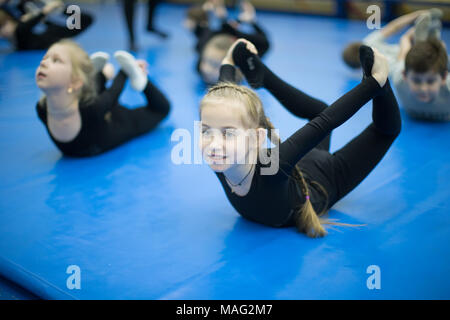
232;42;266;88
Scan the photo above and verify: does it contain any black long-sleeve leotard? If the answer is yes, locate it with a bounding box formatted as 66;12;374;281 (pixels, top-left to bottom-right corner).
195;20;270;74
214;56;401;227
14;10;93;51
36;71;170;157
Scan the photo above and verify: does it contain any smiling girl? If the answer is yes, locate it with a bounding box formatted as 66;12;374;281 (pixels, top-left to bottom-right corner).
199;39;401;237
35;40;170;157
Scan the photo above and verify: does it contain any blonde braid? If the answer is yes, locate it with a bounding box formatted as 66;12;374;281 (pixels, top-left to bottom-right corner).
207;82;249;95
292;167;329;237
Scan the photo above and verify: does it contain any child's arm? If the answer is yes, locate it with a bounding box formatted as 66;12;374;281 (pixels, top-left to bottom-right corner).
221;1;270;58
397;27;415;62
224;21;270;57
380;10;426;39
93;71;127;116
16;11;45;31
16;0;63;31
219;1;270;56
218;38;258;83
218;64;237;83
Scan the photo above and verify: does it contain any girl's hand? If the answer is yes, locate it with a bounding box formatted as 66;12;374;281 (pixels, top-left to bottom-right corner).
222;38;258;66
202;0;214;12
238;1;256;23
371;48;389;87
20;12;35;22
212;0;227;19
227;20;240;29
42;0;64;15
136;60;149;75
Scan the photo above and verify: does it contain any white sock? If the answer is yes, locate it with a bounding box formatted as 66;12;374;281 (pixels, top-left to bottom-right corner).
429;19;442;40
90;52;110;73
414;13;431;42
429;8;443;21
114;50;148;92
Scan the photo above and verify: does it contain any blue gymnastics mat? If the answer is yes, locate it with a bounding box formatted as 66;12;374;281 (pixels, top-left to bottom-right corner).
0;3;449;299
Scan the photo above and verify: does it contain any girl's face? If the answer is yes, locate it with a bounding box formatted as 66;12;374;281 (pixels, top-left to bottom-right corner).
200;46;226;84
200;98;260;172
36;44;74;93
0;20;16;38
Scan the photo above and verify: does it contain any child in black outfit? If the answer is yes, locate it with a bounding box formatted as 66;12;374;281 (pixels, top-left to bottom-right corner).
0;0;93;51
185;0;270;85
35;40;170;157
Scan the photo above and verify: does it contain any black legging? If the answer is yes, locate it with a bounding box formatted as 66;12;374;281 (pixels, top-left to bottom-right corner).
122;0;161;45
95;71;170;144
229;40;402;213
258;61;401;209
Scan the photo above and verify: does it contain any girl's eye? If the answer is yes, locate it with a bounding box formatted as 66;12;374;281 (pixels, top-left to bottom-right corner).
427;79;437;85
225;130;237;138
202;128;213;136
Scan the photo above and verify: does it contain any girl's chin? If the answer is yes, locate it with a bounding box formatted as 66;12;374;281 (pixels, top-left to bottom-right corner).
35;79;50;90
208;163;231;172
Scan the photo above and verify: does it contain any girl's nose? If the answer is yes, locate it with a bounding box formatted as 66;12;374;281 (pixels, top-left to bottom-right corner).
209;133;224;149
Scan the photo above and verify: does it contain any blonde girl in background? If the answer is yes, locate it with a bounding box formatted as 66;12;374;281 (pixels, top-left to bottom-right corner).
35;40;170;157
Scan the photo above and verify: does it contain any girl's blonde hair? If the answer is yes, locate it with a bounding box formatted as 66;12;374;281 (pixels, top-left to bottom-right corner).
40;40;97;105
200;82;359;238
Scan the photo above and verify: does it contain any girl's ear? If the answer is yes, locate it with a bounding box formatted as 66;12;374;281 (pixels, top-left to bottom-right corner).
71;77;83;92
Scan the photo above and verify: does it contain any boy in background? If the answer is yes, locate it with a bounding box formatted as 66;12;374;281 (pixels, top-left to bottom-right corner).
343;9;449;121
